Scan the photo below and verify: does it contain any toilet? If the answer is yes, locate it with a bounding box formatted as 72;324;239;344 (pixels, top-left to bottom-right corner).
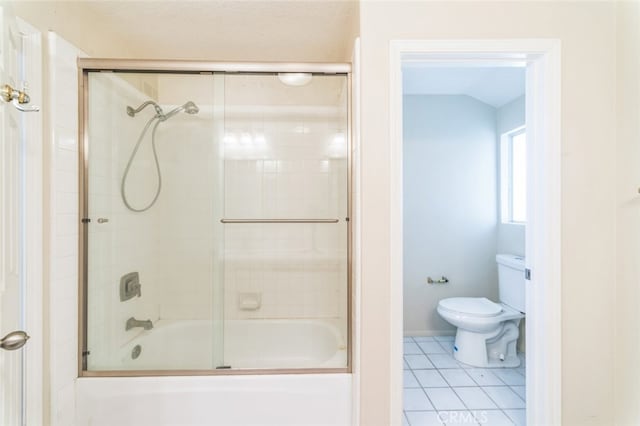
437;254;525;368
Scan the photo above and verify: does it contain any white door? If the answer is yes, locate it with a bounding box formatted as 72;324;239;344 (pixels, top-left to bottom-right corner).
0;3;38;425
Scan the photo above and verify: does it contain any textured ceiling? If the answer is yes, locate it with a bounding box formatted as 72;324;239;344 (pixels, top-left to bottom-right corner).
78;0;358;62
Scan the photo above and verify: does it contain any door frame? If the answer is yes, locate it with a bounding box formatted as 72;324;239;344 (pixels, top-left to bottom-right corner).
389;39;562;425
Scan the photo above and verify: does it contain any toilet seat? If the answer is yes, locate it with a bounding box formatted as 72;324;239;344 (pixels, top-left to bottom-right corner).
438;297;502;318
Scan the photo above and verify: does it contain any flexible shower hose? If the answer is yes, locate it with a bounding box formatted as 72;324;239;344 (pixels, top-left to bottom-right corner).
120;116;164;212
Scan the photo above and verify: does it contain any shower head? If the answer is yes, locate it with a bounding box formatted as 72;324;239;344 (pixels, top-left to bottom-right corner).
183;101;199;115
161;101;200;121
126;100;164;118
127;100;199;121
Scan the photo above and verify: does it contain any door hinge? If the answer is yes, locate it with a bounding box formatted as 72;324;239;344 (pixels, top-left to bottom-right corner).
81;218;91;223
525;268;531;280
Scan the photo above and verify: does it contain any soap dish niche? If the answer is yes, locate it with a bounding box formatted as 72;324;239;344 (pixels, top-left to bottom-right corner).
237;292;261;311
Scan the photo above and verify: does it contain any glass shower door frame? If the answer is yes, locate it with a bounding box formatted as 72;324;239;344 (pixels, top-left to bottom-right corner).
77;59;353;377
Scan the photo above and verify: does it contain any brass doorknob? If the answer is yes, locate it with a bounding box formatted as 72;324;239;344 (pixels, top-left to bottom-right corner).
1;83;39;112
1;84;30;104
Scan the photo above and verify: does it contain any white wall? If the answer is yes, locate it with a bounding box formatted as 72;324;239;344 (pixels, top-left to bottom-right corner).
358;2;617;425
403;95;498;336
614;2;640;424
12;1;359;63
496;95;526;257
12;2;142;59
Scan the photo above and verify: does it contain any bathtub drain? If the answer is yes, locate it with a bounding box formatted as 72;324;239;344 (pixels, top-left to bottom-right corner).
131;344;142;360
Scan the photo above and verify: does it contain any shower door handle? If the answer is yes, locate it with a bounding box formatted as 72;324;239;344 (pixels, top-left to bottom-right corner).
221;219;340;224
0;330;30;351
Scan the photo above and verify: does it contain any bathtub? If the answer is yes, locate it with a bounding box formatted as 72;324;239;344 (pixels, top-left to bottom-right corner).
116;318;347;370
76;318;351;425
76;374;352;426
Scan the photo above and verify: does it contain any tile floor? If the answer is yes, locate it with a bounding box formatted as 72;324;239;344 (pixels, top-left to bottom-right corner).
403;336;526;426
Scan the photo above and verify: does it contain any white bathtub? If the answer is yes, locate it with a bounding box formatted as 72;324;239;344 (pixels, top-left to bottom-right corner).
77;319;352;425
76;374;352;426
117;318;347;370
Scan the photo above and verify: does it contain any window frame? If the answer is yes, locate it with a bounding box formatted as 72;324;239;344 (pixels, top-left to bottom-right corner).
500;125;527;225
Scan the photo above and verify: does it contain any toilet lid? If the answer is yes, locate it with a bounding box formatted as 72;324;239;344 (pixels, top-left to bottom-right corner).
439;297;502;317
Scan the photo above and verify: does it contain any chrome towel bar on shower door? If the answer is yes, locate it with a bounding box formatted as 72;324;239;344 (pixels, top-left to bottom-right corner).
220;219;340;224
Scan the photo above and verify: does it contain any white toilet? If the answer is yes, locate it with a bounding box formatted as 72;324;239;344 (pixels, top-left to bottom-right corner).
437;254;525;368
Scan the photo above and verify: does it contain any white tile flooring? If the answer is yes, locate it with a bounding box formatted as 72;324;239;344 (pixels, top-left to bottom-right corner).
403;336;526;426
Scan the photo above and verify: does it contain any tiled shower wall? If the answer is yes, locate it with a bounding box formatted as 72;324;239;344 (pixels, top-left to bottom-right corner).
151;90;217;320
222;159;348;320
48;32;83;426
221;79;349;323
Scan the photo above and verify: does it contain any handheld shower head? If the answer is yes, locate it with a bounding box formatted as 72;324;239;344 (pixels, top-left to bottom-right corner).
121;99;199;213
183;101;199;115
127;100;198;121
161;101;200;121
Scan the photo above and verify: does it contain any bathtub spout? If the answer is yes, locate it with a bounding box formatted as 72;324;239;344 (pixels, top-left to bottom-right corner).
126;317;153;331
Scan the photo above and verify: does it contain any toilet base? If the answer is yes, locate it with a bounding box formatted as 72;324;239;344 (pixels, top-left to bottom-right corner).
452;320;521;368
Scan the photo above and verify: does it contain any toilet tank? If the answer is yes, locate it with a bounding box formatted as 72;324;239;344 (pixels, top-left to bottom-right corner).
496;254;526;313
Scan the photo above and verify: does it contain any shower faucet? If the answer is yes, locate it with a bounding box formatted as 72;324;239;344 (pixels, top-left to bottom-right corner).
126;317;154;331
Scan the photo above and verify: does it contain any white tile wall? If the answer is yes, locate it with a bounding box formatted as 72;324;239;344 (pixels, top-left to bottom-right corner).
151;105;216;320
48;32;85;426
221;84;348;324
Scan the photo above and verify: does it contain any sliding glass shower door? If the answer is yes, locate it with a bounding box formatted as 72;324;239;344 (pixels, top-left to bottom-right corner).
84;71;224;371
220;73;349;369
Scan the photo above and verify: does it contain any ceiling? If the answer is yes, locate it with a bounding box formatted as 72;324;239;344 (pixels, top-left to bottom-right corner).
402;66;526;108
78;0;358;62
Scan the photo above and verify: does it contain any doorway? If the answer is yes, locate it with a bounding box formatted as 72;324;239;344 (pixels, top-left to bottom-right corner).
389;40;562;426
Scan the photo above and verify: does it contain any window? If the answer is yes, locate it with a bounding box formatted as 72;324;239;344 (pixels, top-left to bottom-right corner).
501;127;527;224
